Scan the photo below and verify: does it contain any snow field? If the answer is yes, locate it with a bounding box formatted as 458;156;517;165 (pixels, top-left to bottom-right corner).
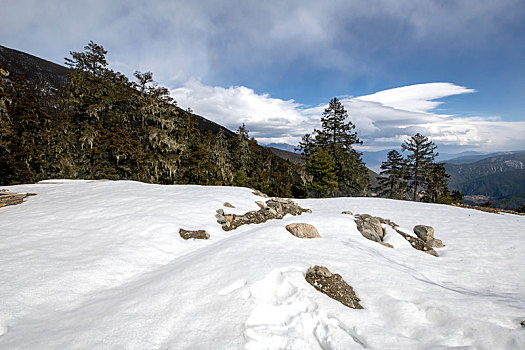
0;180;524;349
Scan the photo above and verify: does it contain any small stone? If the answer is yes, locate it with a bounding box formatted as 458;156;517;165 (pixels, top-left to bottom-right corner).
224;214;234;222
521;320;525;328
255;201;266;209
223;202;235;208
179;229;209;240
216;209;224;215
304;209;312;213
341;211;353;215
286;223;320;238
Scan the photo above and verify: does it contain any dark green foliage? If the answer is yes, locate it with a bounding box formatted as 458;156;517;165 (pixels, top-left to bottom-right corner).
377;149;407;199
450;190;463;203
402;133;438;201
424;163;450;203
0;42;307;197
305;149;338;197
297;97;369;197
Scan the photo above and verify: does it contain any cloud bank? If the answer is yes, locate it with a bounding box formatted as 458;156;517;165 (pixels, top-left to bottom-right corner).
171;82;525;152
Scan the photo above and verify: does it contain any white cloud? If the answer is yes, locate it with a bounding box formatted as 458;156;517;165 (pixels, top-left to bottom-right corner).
172;81;525;152
357;83;475;113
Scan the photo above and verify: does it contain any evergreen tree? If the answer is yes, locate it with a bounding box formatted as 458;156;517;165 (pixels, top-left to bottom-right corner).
401;133;438;201
305;149;338;197
377;149;407;199
297;97;369;196
423;162;450;203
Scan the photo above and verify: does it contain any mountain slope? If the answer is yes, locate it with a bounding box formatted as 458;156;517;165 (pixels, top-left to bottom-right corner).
445;152;525;205
1;180;524;349
0;45;234;138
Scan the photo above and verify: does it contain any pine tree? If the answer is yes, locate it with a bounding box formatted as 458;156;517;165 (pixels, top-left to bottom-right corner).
402;133;438;201
377;149;407;199
423;162;450;203
305;149;338;197
298;97;369;196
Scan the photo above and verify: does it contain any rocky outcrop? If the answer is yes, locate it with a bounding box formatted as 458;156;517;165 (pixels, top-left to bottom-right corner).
220;198;311;231
305;265;363;309
380;219;438;257
413;225;444;248
285;223;320;238
353;213;438;256
0;190;35;207
179;229;209;240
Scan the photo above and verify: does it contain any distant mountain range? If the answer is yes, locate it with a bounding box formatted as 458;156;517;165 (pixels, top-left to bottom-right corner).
266;144;525;209
444;151;525;209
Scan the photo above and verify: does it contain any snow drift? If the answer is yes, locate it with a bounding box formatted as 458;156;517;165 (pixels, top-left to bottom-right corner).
0;180;524;349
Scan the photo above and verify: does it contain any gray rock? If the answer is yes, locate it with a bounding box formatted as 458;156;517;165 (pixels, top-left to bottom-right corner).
221;198;311;231
305;265;363;309
341;211;353;215
354;214;384;242
430;238;444;248
179;229;209;240
223;202;235;208
285;223;320;238
413;225;434;242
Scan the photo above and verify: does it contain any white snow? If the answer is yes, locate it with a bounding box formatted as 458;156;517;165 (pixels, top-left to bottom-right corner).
1;180;524;349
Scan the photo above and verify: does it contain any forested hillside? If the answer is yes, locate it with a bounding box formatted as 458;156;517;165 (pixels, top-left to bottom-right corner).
0;43;307;197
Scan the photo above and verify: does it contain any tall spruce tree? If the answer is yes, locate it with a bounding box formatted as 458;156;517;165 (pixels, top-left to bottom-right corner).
377;149;407;199
401;133;438;201
298;97;369;196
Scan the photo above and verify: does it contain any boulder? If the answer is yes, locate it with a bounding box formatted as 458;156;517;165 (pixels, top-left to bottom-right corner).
305;265;363;309
413;225;444;248
286;223;320;238
413;225;434;241
354;214;384;242
179;229;209;240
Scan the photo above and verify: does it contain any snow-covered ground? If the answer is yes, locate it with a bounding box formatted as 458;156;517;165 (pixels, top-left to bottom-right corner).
1;180;524;349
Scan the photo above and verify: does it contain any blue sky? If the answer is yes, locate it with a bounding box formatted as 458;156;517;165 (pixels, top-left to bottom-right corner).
2;0;525;152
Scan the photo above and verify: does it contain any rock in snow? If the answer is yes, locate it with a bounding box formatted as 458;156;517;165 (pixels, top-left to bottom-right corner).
305;265;363;309
354;214;385;242
179;228;209;240
221;198;311;231
285;223;320;238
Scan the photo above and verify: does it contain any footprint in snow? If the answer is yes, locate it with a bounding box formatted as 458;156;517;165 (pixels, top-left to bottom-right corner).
218;279;247;296
244;267;367;350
